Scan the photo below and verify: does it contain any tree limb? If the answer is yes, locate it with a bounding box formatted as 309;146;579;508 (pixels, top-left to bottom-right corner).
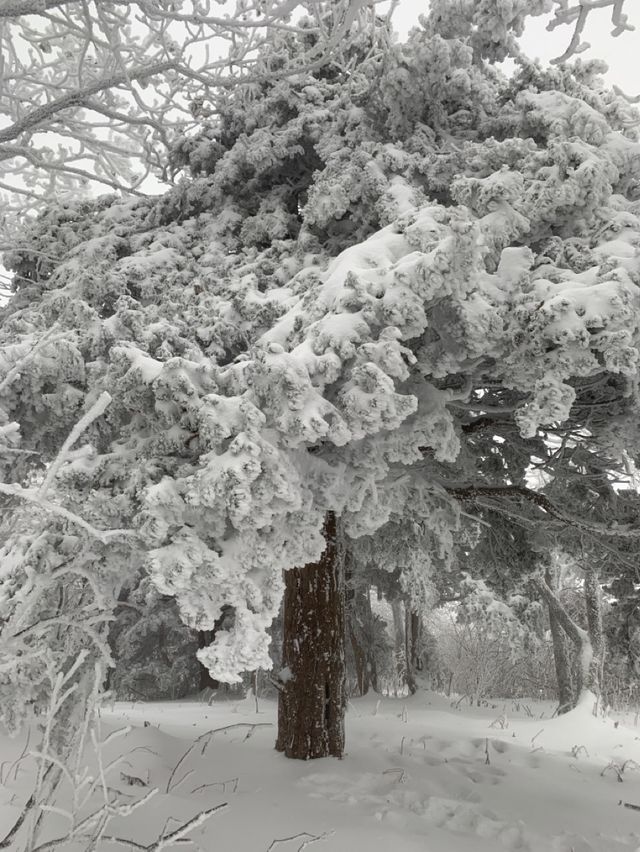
445;483;640;538
532;576;587;648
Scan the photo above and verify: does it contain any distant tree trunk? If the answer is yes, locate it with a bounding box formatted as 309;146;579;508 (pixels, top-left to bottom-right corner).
276;512;346;760
410;611;423;673
446;671;454;697
345;548;368;697
390;597;406;693
347;579;377;696
348;619;370;697
404;607;420;695
536;574;597;712
583;565;605;705
544;568;575;714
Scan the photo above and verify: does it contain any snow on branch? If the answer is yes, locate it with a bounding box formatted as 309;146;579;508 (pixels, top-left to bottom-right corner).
548;0;635;64
0;482;130;541
38;390;110;497
1;391;132;542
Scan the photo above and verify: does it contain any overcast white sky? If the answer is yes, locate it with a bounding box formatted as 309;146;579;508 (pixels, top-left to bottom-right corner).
391;2;640;94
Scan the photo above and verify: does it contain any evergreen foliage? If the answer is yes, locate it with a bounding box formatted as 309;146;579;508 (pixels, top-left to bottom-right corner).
1;2;640;735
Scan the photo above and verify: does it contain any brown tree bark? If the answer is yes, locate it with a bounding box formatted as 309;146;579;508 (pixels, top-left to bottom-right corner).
544;568;575;714
275;512;346;760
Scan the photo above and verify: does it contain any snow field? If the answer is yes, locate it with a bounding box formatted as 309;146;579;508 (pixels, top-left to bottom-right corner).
1;691;640;851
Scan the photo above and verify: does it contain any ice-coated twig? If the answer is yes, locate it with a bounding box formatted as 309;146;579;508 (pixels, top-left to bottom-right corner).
150;802;228;851
382;767;407;784
0;726;31;785
166;723;271;793
613;84;640;105
0;481;131;543
548;0;635;64
266;830;335;852
191;777;239;795
0;389;132;542
531;729;544;749
38;390;111;497
0;325;63;396
602;759;640;781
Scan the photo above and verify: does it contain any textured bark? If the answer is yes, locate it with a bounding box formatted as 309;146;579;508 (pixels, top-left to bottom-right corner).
276;512;346;759
545;568;575;713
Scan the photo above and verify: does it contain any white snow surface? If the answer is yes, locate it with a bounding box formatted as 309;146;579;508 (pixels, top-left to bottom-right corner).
1;691;639;851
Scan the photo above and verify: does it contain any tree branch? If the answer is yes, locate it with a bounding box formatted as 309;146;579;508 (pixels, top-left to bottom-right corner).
0;482;131;542
548;0;635;64
0;59;176;144
445;483;640;538
532;575;587;648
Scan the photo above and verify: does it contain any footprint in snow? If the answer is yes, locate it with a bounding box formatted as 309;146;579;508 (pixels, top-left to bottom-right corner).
551;834;597;852
447;756;506;785
421;796;532;851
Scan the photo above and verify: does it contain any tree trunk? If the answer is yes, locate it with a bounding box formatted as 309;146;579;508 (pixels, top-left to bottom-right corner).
348;619;370;697
276;512;346;760
345;550;376;697
391;597;406;694
544;568;575;713
347;584;377;696
583;565;605;704
410;611;423;672
536;574;595;711
404;606;419;695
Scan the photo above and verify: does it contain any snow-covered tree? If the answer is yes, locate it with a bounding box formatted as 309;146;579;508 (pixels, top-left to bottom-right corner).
0;0;375;242
3;2;640;764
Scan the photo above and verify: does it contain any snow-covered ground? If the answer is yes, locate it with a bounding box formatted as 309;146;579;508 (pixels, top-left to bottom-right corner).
2;691;639;851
